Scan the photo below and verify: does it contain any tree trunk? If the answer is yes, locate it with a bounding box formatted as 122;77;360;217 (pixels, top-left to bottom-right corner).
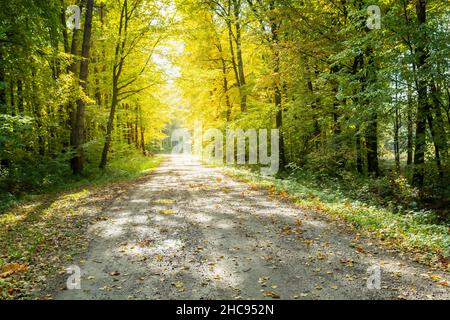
233;0;246;112
356;126;363;174
68;18;80;161
407;81;414;166
71;0;94;175
429;81;447;179
99;0;127;169
394;105;400;172
412;0;429;188
0;47;6;114
271;18;285;170
99;82;118;169
394;78;400;172
139;105;145;155
17;80;24;113
216;42;232;121
366;113;379;177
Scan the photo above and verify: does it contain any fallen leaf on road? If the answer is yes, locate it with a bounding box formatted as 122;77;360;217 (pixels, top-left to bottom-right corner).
356;246;366;254
159;209;176;215
316;252;327;260
262;290;280;299
0;263;28;278
154;199;176;204
258;276;270;287
173;281;185;292
430;274;441;281
340;258;354;267
137;239;153;247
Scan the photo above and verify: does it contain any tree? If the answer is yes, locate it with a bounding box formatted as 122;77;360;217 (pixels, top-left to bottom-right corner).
71;0;94;175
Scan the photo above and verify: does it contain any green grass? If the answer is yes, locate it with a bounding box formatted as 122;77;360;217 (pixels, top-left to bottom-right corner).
222;166;450;270
0;153;163;299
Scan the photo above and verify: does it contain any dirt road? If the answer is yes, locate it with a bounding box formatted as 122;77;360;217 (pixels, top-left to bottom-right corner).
55;155;449;300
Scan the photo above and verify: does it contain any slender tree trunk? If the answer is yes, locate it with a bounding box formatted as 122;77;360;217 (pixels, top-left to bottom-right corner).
429;81;447;179
68;20;80;159
99;0;127;169
412;0;429;188
139;105;145;155
61;0;70;54
366;113;379;177
356;126;363;174
215;42;232;121
407;80;414;166
99;80;119;169
271;18;285;169
135;114;139;148
17;80;24;113
233;0;246;112
394;105;400;172
394;77;400;172
426;113;443;178
330;64;341;136
306;68;320;149
0;47;6;114
72;0;94;175
9;80;15;116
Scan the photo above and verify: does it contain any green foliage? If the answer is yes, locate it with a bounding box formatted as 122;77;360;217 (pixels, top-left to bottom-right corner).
0;149;163;213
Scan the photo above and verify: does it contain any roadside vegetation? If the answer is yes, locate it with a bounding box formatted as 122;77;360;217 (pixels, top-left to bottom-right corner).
224;165;450;272
0;153;162;299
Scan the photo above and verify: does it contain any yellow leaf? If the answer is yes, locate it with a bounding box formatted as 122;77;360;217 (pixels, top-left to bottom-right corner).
262;290;280;299
430;274;441;281
0;263;28;278
173;281;185;291
159;209;176;215
154;199;176;204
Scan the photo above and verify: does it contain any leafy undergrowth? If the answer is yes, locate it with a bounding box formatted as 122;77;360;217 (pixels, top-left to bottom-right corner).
0;154;163;300
223;167;450;272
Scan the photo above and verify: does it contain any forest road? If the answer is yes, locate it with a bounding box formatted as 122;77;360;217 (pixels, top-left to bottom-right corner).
55;154;449;300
